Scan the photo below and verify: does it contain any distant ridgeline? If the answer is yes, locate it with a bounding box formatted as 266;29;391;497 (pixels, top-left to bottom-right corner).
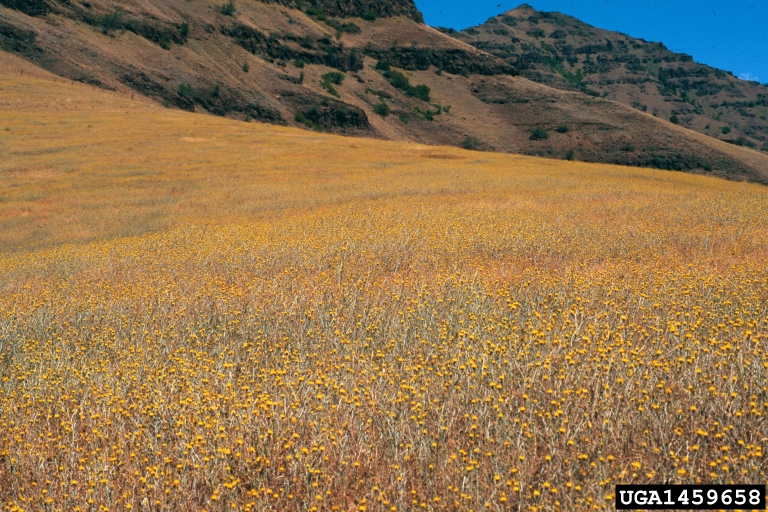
447;3;768;153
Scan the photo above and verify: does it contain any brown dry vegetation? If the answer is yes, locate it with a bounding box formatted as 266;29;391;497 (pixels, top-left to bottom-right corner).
1;56;768;512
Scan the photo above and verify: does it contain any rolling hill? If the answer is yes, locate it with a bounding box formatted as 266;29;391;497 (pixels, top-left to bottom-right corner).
1;0;768;182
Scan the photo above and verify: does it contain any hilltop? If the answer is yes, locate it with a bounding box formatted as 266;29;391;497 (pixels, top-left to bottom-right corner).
449;3;768;154
2;0;768;181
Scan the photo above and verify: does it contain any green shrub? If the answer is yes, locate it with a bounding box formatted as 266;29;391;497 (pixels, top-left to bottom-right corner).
621;143;635;152
322;72;345;85
374;102;390;117
320;72;344;97
159;33;171;50
220;1;236;15
408;84;430;102
242;62;250;73
177;83;195;98
294;58;306;68
180;22;189;40
529;127;549;141
305;6;326;21
375;60;391;71
398;114;409;124
299;36;314;49
565;149;574;160
384;70;410;91
555;125;569;133
101;11;123;34
412;107;434;121
704;124;710;129
324;18;361;34
462;137;479;150
721;126;731;134
362;10;378;22
321;82;339;97
295;112;315;128
669;114;679;124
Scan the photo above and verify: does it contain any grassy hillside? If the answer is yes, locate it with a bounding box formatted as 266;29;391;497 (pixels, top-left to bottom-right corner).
3;0;768;181
451;3;768;153
2;54;768;511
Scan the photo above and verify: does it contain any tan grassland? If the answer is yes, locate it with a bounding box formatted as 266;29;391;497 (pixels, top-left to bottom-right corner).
1;54;767;511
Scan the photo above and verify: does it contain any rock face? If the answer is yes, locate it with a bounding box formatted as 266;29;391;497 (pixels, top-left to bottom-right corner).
362;45;516;76
222;23;364;72
0;0;49;16
260;0;423;22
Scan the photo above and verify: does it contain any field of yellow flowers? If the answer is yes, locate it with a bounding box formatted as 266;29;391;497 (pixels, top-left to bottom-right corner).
1;58;768;511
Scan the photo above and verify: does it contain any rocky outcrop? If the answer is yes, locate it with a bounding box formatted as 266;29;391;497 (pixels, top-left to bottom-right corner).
260;0;423;22
119;71;284;124
0;0;49;17
363;45;517;76
222;23;364;72
279;90;371;133
0;20;43;58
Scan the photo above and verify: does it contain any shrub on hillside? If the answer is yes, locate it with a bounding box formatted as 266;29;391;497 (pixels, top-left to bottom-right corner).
721;126;731;134
220;1;236;16
320;72;345;97
383;70;410;91
408;84;430;102
462;137;480;150
159;33;172;50
322;72;345;86
374;102;390;117
305;6;326;21
555;125;569;133
381;70;430;102
529;127;549;141
362;10;378;22
177;83;195;98
669;114;679;124
101;11;123;34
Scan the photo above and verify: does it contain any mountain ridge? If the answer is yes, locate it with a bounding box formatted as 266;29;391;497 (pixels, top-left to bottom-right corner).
1;0;767;183
447;3;768;154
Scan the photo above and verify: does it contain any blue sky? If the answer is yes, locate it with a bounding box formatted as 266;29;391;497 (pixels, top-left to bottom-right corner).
414;0;768;85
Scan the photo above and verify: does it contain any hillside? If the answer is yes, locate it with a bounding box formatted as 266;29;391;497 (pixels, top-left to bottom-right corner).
449;3;768;154
2;0;768;182
3;53;768;511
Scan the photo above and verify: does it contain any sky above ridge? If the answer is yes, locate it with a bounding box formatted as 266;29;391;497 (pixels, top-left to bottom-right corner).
414;0;768;86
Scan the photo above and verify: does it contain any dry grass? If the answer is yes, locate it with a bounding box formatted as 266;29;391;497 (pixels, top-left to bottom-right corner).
1;62;768;512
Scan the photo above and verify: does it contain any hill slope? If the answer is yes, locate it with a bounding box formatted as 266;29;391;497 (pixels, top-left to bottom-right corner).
449;3;768;154
2;0;768;182
2;54;768;512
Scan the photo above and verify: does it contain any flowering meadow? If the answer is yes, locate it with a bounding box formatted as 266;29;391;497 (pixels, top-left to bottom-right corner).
1;65;768;511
